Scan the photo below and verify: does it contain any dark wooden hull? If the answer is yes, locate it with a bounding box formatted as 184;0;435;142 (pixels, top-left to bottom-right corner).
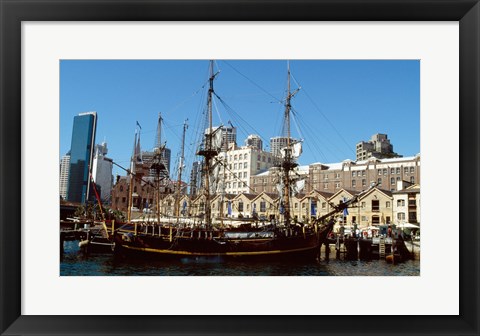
113;223;333;260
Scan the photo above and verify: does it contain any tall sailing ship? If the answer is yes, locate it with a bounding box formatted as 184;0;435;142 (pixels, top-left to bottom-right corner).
106;61;368;260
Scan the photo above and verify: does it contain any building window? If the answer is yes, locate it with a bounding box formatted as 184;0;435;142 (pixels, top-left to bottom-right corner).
238;202;244;212
243;172;247;178
244;162;247;169
410;167;415;173
234;155;238;160
390;177;395;185
324;174;329;180
409;198;416;207
396;167;401;174
378;170;382;175
262;156;265;162
257;163;260;170
362;179;366;187
324;183;329;189
404;167;409;174
361;202;366;208
396;177;401;181
322;202;326;209
352;180;356;188
234;163;237;169
410;176;415;183
335;173;341;179
377;178;382;185
120;186;124;192
390;168;395;174
294;203;298;209
371;200;379;212
383;168;387;175
397;212;405;220
386;201;391;208
260;201;266;212
397;199;405;207
257;155;261;160
352;171;356;177
335;182;340;189
122;197;126;203
362;170;366;176
244;154;248;160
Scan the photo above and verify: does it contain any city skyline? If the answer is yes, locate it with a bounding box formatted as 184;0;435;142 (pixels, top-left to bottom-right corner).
60;60;420;178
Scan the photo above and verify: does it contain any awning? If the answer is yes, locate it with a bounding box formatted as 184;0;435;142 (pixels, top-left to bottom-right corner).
397;223;420;229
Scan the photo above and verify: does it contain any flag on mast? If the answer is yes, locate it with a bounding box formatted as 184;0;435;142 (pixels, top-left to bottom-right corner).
227;201;232;216
342;197;349;216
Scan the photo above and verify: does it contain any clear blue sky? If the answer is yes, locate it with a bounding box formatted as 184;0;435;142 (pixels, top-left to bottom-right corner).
60;60;420;178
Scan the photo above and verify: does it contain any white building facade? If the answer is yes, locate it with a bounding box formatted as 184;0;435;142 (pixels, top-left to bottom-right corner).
91;142;113;203
59;152;70;200
216;145;277;195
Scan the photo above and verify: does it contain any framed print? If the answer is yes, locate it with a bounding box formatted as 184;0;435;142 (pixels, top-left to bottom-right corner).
1;0;479;335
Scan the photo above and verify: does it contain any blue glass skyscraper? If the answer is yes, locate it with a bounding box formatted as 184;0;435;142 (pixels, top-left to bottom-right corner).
66;112;97;203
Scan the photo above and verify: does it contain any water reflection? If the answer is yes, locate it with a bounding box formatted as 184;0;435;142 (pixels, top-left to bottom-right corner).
61;241;420;276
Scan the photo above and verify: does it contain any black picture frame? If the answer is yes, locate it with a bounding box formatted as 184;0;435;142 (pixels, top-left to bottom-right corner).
1;0;478;335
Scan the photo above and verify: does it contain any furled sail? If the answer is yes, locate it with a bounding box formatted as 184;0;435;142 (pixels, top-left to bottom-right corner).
291;179;305;196
292;141;303;158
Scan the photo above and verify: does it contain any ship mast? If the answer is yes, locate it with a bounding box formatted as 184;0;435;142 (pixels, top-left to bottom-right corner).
174;119;188;220
197;61;219;229
152;113;165;223
281;61;299;226
127;130;138;222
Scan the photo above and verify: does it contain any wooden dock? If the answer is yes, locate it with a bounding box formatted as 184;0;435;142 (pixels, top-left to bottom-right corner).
322;235;414;262
60;221;114;255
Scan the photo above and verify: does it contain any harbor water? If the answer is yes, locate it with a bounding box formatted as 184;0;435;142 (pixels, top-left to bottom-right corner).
60;240;420;276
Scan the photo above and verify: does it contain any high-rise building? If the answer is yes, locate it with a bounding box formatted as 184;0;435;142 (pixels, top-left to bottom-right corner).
356;133;402;161
141;148;171;178
270;136;299;157
91;141;113;203
59;151;71;200
206;125;237;152
66;112;97;203
217;146;277;195
189;161;202;196
245;134;263;150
